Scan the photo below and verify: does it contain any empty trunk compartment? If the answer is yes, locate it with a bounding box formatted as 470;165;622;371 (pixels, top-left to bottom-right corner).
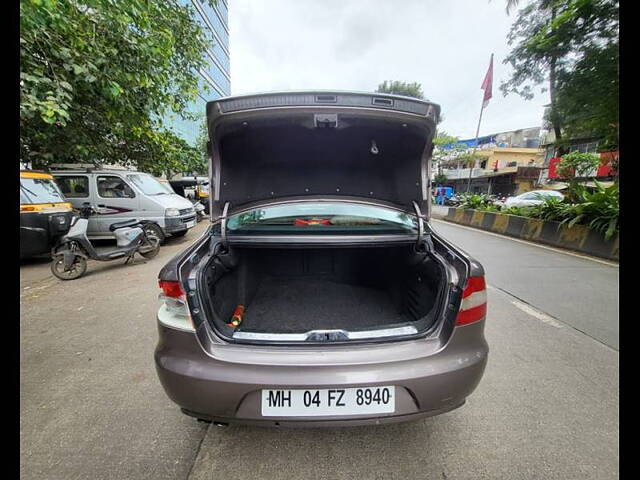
201;245;448;343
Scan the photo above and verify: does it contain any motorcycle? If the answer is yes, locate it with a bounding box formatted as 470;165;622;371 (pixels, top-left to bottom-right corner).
50;203;161;280
445;194;464;206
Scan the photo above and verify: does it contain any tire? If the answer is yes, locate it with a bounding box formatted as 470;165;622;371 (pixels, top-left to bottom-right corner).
171;230;188;237
51;254;87;280
139;227;161;259
143;223;165;245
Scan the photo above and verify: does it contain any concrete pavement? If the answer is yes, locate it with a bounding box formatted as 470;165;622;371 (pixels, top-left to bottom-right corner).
20;219;618;479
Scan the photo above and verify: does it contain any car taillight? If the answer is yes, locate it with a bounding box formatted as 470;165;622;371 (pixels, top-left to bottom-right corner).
455;276;487;326
158;280;195;331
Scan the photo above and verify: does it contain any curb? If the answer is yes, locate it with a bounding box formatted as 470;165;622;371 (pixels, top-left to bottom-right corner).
441;207;619;261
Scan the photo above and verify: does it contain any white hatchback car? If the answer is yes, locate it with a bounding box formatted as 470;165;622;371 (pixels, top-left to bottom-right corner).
503;190;564;208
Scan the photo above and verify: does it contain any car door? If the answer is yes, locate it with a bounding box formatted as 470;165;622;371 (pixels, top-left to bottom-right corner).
94;174;140;233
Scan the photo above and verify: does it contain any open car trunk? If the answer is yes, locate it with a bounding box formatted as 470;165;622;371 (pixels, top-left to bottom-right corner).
201;244;449;344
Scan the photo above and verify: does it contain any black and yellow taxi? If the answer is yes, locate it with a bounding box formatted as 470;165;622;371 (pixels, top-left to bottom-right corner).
20;170;74;259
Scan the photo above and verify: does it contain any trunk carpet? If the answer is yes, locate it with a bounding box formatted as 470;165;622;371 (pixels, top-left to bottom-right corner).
239;276;410;333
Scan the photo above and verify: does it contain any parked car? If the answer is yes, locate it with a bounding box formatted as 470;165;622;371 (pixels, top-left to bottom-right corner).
53;169;197;243
154;91;488;427
20;170;74;259
503;190;564;208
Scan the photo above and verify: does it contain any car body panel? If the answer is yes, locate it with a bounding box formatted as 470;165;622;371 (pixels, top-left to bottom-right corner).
206;91;440;218
53;170;196;239
155;320;487;426
154;91;487;426
504;190;564;208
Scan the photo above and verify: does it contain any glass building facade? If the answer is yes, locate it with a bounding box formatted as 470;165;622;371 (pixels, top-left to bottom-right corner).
169;0;230;145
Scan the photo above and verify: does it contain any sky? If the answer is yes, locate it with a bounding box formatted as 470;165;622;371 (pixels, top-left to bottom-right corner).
228;0;549;140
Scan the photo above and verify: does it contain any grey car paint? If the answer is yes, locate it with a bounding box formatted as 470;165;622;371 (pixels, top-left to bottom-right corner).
53;170;197;239
154;91;488;426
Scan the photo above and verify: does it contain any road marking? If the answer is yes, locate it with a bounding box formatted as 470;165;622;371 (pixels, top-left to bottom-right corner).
431;218;619;267
510;300;564;328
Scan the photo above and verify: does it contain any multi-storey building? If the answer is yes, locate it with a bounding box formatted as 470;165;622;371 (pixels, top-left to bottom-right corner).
169;0;231;146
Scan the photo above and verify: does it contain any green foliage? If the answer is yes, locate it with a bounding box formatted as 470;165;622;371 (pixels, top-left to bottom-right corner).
559;181;619;239
501;206;526;216
376;80;424;99
557;151;600;179
457;193;494;210
557;151;601;202
20;0;217;173
433;173;448;185
554;43;619;149
432;131;470;170
456;152;483;168
458;182;618;240
501;0;619;150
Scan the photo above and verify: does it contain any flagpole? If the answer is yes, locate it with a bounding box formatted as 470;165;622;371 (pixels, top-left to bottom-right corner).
466;99;485;193
466;53;493;194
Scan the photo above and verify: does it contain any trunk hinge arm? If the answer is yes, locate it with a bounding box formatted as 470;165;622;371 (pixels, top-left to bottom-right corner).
216;201;230;248
412;201;432;250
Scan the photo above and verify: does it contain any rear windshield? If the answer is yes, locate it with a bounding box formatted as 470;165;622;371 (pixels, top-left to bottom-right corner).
226;202;418;235
20;177;66;204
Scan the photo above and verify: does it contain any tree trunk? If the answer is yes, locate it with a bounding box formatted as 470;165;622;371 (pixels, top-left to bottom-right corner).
548;6;565;157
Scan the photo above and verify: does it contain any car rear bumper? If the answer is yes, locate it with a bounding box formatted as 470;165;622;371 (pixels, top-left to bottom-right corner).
154;321;488;427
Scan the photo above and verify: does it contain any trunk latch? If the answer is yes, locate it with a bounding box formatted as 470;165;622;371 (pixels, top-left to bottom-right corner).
306;330;349;342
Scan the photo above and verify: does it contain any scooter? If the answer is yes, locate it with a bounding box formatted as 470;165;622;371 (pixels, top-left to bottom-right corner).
50;203;161;280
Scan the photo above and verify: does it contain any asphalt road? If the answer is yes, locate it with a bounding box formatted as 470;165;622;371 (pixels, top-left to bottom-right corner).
20;220;618;479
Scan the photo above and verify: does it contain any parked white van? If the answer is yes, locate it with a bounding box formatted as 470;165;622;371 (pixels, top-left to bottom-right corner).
52;169;197;242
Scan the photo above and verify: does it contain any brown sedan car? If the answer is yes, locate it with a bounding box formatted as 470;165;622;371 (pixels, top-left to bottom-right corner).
154;91;488;426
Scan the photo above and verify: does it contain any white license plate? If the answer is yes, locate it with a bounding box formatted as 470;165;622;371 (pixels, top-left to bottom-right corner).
185;220;196;228
261;386;395;417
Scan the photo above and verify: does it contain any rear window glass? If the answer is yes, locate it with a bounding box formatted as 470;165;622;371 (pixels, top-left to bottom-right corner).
55;176;89;198
20;177;66;204
97;176;135;198
225;202;418;235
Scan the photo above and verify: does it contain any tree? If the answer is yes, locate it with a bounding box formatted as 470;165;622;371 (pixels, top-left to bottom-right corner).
554;43;618;150
557;151;601;202
376;81;424;99
433;172;448;186
501;0;619;154
20;0;217;172
432;132;462;173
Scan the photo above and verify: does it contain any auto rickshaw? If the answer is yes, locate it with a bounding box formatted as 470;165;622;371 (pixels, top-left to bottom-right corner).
168;176;210;214
20;170;74;259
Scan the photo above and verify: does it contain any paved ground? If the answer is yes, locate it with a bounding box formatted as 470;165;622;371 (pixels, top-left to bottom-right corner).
20;219;618;479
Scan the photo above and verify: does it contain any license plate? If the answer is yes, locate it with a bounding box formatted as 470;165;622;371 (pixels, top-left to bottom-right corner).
261;386;395;417
185;220;196;228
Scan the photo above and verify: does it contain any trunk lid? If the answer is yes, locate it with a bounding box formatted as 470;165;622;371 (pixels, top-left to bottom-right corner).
206;91;440;216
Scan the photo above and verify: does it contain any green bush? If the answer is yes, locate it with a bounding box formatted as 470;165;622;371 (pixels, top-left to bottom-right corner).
457;193;493;210
560;181;619;240
455;184;619;240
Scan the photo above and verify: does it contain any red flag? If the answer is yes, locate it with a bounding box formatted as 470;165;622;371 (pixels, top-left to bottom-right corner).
481;54;494;108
